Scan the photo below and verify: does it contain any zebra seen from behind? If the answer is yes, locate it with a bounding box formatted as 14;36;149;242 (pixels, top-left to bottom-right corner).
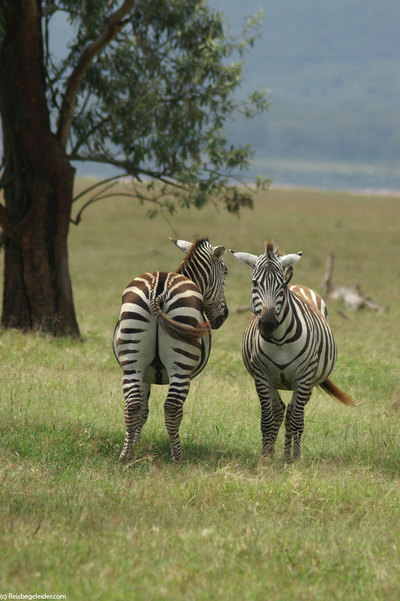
113;237;229;463
231;241;354;460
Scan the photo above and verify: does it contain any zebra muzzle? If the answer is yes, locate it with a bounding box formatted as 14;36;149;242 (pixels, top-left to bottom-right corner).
258;308;278;339
211;305;229;330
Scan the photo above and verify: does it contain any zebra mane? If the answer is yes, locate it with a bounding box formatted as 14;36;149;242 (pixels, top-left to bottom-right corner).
265;241;282;260
176;237;209;273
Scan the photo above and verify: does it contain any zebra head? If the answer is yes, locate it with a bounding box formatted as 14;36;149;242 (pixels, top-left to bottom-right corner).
231;242;302;339
171;237;229;329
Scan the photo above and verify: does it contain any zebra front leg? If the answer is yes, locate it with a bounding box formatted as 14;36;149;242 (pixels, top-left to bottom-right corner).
164;376;190;462
119;374;145;463
272;391;286;439
132;382;151;446
255;379;281;457
284;386;312;460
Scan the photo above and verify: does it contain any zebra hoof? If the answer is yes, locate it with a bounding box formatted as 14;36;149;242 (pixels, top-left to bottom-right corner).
119;450;133;463
283;453;295;463
261;446;275;458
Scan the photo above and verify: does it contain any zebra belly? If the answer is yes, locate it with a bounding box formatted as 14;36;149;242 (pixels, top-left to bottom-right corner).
247;352;333;391
244;331;335;391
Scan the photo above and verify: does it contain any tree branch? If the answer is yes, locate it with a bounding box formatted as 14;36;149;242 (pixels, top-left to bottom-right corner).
56;0;134;149
72;174;122;204
72;191;139;225
70;113;112;155
71;180;169;225
70;153;173;183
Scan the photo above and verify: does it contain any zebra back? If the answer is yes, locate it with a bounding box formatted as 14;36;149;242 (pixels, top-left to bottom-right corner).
290;284;328;318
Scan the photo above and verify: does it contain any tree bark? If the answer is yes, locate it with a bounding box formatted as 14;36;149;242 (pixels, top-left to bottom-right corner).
0;0;80;336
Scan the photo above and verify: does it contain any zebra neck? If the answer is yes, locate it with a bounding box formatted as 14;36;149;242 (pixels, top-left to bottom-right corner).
179;263;205;295
274;289;292;330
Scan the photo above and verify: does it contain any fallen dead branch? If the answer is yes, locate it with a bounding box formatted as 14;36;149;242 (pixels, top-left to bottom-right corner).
322;252;387;313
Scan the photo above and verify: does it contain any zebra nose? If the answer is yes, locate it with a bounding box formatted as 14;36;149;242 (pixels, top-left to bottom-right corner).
258;308;278;339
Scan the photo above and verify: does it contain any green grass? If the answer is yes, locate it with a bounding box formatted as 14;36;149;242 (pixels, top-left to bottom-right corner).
1;184;400;600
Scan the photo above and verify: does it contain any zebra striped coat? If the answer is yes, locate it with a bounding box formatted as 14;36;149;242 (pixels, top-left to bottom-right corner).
113;237;228;463
231;242;354;459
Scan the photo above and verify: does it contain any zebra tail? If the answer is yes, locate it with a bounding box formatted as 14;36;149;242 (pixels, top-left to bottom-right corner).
151;297;210;344
319;378;356;406
157;311;209;344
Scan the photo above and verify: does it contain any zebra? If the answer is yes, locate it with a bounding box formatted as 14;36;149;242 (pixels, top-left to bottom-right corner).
231;241;354;459
113;237;229;463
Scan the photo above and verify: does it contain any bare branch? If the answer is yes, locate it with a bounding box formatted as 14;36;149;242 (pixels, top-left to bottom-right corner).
321;252;334;295
322;253;388;313
72;192;134;225
71;186;166;225
70;153;179;186
56;0;134;148
72;175;122;204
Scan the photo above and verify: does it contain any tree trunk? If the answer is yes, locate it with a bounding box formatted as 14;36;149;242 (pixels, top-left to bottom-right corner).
0;0;80;337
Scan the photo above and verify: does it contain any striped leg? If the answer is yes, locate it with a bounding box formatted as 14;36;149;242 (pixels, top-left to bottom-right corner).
284;385;312;459
272;390;286;442
164;375;191;462
255;379;284;456
119;373;147;462
132;382;151;446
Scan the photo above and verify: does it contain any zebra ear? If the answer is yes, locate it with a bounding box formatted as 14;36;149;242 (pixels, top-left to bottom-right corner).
169;237;192;254
283;265;294;287
280;251;302;268
212;245;226;260
229;250;258;267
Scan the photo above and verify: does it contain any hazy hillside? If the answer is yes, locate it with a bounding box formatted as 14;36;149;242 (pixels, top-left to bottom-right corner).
212;0;400;169
46;1;400;188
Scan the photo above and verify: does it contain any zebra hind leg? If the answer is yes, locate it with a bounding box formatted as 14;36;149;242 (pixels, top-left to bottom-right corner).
119;375;145;463
132;383;151;447
164;376;190;462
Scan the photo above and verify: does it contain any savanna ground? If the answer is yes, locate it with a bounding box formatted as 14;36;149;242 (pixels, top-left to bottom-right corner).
1;182;399;600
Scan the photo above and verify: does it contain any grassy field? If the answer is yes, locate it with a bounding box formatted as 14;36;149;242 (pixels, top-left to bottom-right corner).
1;183;399;600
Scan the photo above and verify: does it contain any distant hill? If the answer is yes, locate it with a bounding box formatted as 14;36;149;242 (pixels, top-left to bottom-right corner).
46;1;400;188
212;0;400;167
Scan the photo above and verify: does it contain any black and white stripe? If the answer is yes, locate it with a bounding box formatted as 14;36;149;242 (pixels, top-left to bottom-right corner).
232;241;354;459
113;237;228;462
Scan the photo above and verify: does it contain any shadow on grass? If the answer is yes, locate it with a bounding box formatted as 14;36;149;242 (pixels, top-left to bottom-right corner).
2;420;399;477
1;420;256;470
96;430;261;471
